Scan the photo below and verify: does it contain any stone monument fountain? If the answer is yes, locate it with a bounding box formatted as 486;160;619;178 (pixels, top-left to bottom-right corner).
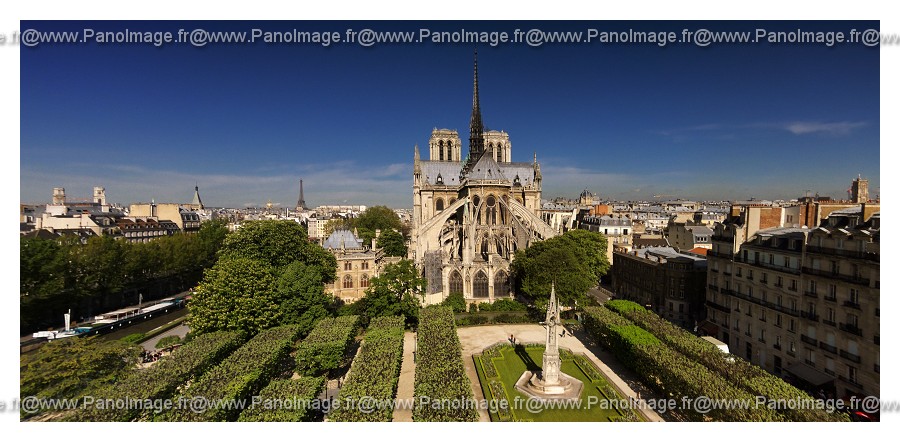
515;283;584;400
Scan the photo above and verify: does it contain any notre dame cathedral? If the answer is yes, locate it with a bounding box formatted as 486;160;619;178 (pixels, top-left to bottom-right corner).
410;51;557;305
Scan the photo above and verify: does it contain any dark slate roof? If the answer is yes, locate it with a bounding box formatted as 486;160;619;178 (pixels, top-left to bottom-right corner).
323;229;363;250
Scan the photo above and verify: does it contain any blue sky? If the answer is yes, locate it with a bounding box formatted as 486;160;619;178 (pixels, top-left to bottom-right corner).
20;20;880;208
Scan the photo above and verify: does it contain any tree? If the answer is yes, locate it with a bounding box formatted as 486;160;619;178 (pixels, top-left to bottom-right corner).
376;229;407;257
218;220;336;282
275;261;332;335
555;229;610;281
197;219;229;267
357;260;424;327
441;292;467;313
322;218;351;238
351;206;404;243
188;257;282;335
510;230;609;308
20;337;140;402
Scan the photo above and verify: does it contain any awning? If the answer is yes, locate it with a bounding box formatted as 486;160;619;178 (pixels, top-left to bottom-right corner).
698;320;719;336
785;362;834;387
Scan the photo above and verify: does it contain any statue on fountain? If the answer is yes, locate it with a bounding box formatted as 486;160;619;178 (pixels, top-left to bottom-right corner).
514;282;584;400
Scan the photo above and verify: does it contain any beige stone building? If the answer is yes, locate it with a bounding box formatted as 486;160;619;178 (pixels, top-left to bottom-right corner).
323;229;384;303
704;204;879;400
411;52;556;305
667;221;713;252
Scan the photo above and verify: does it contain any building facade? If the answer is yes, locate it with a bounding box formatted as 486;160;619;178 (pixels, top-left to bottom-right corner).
411;52;556;305
704;204;879;400
613;246;708;329
323;229;384;303
667;221;713;252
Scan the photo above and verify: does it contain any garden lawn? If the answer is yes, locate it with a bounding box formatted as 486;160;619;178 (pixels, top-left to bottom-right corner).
475;344;641;422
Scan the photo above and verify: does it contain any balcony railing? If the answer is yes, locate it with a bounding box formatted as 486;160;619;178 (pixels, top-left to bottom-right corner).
839;323;863;336
706;300;730;313
724;288;800;317
824;295;837;303
804;290;818;298
773;343;782;350
843;300;861;310
819;342;837;354
800;334;818;346
823;319;837;327
802;267;870;286
754;261;801;275
839;350;861;364
801;311;819;321
806;245;879;262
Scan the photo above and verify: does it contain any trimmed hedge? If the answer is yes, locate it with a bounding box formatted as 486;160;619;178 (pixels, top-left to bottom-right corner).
167;324;304;421
583;307;781;421
604;300;846;422
413;306;478;422
237;377;324;422
329;316;405;422
76;330;245;422
295;316;360;376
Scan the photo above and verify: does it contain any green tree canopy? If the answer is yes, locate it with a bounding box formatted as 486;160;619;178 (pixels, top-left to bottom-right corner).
354;206;402;233
275;261;332;335
376;229;407;257
510;229;609;308
188;257;282;335
356;260;424;328
218;220;336;283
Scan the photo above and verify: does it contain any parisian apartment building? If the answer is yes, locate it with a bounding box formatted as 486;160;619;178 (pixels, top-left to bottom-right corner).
703;198;879;400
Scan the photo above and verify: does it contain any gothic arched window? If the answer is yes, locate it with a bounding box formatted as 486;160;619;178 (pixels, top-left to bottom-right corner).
343;275;353;289
494;271;509;297
360;274;369;288
449;271;463;295
474;271;489;298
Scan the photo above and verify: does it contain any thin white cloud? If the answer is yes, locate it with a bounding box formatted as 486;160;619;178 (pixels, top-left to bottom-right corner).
660;121;868;137
784;121;867;135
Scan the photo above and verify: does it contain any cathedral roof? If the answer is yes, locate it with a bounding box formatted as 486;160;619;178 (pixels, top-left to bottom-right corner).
419;160;537;187
465;152;507;181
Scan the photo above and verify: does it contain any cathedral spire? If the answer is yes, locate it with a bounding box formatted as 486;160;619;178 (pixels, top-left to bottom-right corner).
467;48;485;167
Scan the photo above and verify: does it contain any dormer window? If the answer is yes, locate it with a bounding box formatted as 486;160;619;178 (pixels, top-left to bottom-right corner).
436;173;444;185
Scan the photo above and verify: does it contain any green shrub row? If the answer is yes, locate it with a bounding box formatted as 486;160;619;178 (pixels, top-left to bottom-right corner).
167;325;304;421
330;316;405;422
413;306;478;422
76;330;245;422
295;316;360;376
583;307;781;421
237;377;324;422
605;300;846;422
